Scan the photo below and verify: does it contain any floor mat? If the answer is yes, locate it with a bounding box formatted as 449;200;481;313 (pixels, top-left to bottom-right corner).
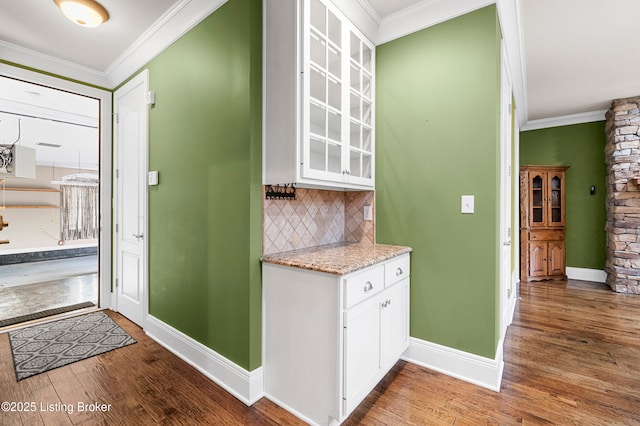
0;301;96;328
8;311;136;380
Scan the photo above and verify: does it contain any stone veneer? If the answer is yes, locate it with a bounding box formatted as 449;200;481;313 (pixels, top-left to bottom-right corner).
605;96;640;293
262;188;374;255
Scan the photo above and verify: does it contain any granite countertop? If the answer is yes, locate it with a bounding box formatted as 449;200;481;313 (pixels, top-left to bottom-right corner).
260;242;412;275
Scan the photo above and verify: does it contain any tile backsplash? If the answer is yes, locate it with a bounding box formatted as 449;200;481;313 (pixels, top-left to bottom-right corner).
263;188;375;255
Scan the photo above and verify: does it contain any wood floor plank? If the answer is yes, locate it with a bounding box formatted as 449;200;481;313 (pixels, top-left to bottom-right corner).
1;280;639;425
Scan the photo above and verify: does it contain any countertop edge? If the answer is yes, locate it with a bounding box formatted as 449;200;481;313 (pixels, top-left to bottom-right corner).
261;244;412;275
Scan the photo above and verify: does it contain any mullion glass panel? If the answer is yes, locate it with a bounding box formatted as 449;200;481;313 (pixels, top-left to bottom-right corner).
310;0;326;33
350;92;360;121
328;143;341;173
328;110;341;142
310;67;326;103
328;10;340;45
310;102;326;137
328;45;341;78
328;77;341;110
350;150;361;177
362;127;371;152
350;121;360;148
310;137;326;171
310;31;327;69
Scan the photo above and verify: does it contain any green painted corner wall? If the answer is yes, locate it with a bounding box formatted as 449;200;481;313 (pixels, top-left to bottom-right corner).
520;121;606;270
375;6;502;359
143;0;262;370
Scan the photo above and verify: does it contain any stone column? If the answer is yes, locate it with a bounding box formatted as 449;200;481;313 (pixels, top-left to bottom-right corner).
605;96;640;293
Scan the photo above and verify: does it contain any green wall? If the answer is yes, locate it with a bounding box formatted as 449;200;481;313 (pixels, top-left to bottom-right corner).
376;6;502;359
144;0;262;370
520;122;606;270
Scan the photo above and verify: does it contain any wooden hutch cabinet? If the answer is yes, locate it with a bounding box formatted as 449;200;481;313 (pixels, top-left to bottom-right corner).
520;165;569;282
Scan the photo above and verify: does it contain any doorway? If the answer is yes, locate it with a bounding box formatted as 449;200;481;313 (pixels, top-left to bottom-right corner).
0;64;112;327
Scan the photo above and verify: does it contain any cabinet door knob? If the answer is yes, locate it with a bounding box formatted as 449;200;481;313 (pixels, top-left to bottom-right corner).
363;281;373;292
395;267;403;276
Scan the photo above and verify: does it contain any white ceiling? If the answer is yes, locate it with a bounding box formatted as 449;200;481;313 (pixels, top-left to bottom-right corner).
0;0;638;158
521;0;640;121
0;0;179;72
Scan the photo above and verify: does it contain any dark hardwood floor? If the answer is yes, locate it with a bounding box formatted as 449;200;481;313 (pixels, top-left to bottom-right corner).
1;279;639;425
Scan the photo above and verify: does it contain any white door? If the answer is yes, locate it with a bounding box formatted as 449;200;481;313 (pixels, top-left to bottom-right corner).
499;42;513;337
113;70;149;327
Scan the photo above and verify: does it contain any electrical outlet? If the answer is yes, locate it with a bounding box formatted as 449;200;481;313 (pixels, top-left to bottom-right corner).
363;205;373;221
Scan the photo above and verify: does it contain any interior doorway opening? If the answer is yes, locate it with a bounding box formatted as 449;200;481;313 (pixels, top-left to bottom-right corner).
0;73;106;328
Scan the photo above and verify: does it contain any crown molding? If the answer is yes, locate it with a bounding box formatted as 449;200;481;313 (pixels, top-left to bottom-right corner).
355;0;382;26
376;0;494;45
327;0;379;44
0;0;228;90
106;0;228;88
521;109;607;131
0;40;110;88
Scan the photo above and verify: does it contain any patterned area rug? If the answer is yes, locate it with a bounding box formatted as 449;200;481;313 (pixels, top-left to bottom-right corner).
8;311;136;381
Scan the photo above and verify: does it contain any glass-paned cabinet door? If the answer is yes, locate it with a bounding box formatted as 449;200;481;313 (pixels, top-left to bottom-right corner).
347;29;374;184
304;0;344;179
549;174;564;225
530;174;544;226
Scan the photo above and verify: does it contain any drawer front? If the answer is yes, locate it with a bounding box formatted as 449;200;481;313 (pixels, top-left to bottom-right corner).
529;230;564;241
384;255;410;287
344;265;384;309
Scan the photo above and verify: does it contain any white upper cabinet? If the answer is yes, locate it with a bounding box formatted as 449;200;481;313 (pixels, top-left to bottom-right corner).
264;0;375;190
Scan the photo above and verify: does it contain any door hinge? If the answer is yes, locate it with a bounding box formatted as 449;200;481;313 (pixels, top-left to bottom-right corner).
508;165;511;177
113;112;119;124
508;103;512;115
115;278;119;288
115;169;119;178
115;223;119;233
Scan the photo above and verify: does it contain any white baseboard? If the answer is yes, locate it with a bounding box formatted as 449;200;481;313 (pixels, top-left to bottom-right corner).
402;337;504;392
145;315;264;405
566;267;606;283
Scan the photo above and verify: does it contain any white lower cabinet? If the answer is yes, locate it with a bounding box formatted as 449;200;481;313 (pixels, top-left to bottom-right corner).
343;278;408;415
263;254;410;425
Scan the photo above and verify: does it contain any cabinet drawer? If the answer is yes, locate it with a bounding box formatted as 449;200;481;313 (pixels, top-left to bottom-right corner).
344;265;384;309
384;255;410;287
529;230;564;241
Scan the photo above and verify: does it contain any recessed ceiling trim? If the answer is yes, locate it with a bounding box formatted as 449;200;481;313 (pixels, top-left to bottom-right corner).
106;0;228;87
376;0;494;45
521;109;607;132
0;40;110;88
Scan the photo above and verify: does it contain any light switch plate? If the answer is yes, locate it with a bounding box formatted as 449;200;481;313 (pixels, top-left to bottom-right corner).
461;195;474;214
148;171;159;186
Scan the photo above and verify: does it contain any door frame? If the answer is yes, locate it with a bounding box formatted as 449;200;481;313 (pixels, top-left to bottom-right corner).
113;69;149;327
499;40;513;338
0;62;113;309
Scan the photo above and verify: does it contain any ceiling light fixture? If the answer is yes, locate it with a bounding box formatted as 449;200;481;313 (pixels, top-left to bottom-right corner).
53;0;110;28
